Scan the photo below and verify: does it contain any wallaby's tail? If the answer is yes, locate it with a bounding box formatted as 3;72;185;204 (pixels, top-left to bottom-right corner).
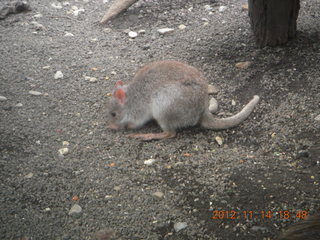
201;95;260;130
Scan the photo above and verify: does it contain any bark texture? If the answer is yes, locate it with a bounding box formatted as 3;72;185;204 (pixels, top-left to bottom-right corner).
248;0;300;47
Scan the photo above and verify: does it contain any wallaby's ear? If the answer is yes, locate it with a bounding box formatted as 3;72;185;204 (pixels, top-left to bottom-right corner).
114;88;125;105
115;80;124;88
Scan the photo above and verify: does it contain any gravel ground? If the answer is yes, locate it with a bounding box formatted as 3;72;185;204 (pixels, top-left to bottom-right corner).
0;0;319;239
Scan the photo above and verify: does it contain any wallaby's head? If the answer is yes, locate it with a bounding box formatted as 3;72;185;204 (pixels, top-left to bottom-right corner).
106;80;127;130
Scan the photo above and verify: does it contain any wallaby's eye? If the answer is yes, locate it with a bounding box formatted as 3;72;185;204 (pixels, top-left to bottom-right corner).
111;112;116;117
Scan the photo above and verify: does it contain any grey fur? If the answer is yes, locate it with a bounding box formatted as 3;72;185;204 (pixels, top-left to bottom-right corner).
106;60;260;140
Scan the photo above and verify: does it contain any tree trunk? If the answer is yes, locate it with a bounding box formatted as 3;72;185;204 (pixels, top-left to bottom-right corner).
248;0;300;48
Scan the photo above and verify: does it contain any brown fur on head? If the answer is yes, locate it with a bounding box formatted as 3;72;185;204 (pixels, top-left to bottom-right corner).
106;81;127;130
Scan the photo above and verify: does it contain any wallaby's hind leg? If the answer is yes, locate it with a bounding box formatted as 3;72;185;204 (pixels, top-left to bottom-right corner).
127;131;176;141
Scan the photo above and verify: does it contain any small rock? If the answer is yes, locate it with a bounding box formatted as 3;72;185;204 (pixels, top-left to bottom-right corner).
235;61;252;69
138;29;146;34
51;3;63;9
42;66;50;70
157;28;174;35
201;18;209;22
152;191;164;199
72;6;85;16
231;100;236;106
110;71;117;75
90;38;98;43
128;31;138;38
215;136;223;146
68;204;82;215
174;222;188;232
208;84;218;94
25;173;34;178
104;28;112;33
64;32;74;37
58;148;69;156
250;226;268;232
315;114;320;121
178;24;186;30
62;141;70;146
114;186;121;191
16;103;23;107
209;98;218;113
242;4;249;10
54;71;63;79
0;96;7;101
204;5;213;11
31;21;46;31
44;207;51;212
94;229;114;240
219;6;227;12
144;158;156;165
84;76;97;82
34;13;43;18
29;90;42;96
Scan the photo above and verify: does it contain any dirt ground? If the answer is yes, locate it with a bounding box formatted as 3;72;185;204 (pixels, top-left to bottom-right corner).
0;0;319;239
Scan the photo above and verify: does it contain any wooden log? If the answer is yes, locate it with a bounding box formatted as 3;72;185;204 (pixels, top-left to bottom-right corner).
100;0;139;24
248;0;300;47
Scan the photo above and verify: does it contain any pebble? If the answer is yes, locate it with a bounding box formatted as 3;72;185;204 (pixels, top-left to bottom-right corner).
62;141;70;146
51;3;63;9
178;24;186;30
58;148;69;156
34;13;43;18
138;29;146;34
25;173;34;178
44;207;51;212
204;5;213;11
54;71;63;79
104;28;112;33
157;28;174;35
42;66;50;69
235;61;252;69
64;32;74;37
219;6;227;12
209;98;218;113
128;31;138;38
315;114;320;121
242;4;249;10
84;76;97;82
0;96;7;101
152;191;164;199
16;103;23;107
31;21;46;31
72;6;85;16
208;84;218;94
231;100;236;106
215;136;223;146
174;222;188;232
29;90;42;96
144;158;156;165
68;204;82;215
250;226;269;232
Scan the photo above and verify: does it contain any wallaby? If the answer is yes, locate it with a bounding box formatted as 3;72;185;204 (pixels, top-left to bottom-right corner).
106;60;259;141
